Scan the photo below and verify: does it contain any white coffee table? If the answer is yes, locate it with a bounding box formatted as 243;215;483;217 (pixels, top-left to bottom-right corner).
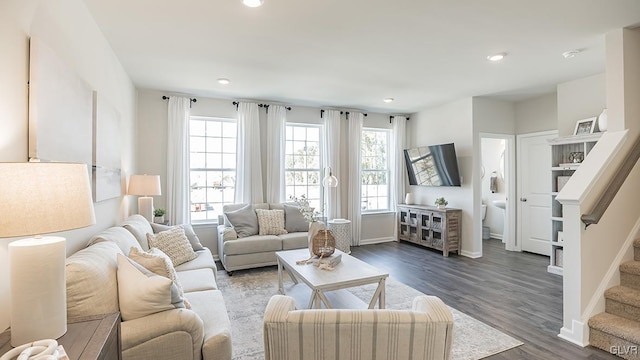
276;248;388;309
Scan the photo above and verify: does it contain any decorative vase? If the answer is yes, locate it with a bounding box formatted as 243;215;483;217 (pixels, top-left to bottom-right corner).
437;204;446;210
598;108;608;132
154;215;165;224
312;230;336;257
308;221;326;257
405;193;414;205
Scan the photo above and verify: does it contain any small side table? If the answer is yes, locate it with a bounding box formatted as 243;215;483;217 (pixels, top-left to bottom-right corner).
328;219;352;254
0;313;121;360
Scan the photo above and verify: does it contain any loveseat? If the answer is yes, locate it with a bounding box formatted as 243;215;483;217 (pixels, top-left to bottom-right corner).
217;203;309;274
65;215;231;360
263;295;454;360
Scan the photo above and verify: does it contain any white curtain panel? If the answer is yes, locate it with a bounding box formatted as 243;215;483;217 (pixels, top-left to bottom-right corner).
166;96;191;225
323;109;342;220
348;112;364;246
266;105;286;204
390;116;407;212
234;102;264;204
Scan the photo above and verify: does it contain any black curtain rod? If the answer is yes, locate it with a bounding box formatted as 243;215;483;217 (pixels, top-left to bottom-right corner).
320;109;368;119
162;95;197;103
389;115;411;123
232;101;292;112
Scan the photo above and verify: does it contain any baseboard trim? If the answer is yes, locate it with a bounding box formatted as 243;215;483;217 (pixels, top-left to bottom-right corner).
360;237;395;245
489;232;503;240
460;250;482;258
559;321;588;347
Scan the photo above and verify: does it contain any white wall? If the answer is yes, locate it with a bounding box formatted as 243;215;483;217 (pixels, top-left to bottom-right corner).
408;98;477;255
0;0;136;332
481;138;506;238
515;93;557;134
557;73;606;137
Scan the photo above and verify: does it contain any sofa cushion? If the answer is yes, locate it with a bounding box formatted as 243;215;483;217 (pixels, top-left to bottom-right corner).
282;204;309;233
147;226;198;266
224;204;259;238
88;227;142;253
177;268;218;292
174;248;218;273
151;222;204;251
129;247;191;309
223;235;281;255
117;254;186;321
122;214;154;250
222;203;269;227
280;232;309;250
187;290;232;360
66;241;122;319
256;209;288;235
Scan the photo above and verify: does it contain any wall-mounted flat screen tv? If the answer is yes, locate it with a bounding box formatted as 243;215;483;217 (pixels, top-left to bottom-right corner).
404;143;462;186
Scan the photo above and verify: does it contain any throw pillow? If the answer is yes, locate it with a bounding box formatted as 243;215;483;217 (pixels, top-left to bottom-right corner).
121;214;154;250
283;203;309;233
116;254;186;321
256;209;288;235
224;204;259;238
128;247;191;309
151;223;204;251
146;226;198;266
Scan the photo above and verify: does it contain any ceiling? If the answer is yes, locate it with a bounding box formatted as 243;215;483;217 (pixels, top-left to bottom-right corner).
82;0;640;114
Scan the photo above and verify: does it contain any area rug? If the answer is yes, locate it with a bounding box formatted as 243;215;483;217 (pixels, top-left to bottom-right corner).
215;267;523;360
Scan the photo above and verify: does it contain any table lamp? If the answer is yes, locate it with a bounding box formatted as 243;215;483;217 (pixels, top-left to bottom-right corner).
127;174;161;222
0;162;96;346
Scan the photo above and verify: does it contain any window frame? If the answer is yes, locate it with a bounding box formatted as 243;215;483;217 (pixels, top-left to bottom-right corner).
360;127;391;213
284;122;324;213
188;115;237;224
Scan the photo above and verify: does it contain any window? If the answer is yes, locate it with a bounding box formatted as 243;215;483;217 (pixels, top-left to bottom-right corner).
361;128;390;212
189;116;237;222
284;124;322;211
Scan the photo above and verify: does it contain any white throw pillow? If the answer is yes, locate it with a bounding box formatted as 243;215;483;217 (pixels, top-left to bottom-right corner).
128;247;191;309
116;254;186;321
256;209;288;235
146;226;198;266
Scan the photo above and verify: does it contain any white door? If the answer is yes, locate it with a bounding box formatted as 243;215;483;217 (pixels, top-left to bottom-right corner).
517;131;557;256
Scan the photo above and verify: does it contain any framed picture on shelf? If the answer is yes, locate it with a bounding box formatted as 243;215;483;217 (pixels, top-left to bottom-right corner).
573;117;597;135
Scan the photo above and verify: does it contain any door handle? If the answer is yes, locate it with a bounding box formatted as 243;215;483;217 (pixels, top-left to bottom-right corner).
520;198;527;202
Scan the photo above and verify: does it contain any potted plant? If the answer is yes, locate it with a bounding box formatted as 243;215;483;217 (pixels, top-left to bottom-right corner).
434;197;448;210
153;208;166;223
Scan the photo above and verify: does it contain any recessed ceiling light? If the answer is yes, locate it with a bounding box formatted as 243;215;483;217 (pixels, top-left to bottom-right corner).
562;49;582;59
383;97;394;103
242;0;263;7
217;78;230;85
487;52;507;62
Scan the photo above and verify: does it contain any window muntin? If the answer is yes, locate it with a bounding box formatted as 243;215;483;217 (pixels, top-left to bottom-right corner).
189;117;236;222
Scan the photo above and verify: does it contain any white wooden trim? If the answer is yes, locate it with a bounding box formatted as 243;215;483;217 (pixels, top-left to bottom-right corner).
360;237;395;245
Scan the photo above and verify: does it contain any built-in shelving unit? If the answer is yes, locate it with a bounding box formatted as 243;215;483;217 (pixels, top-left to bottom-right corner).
547;133;602;275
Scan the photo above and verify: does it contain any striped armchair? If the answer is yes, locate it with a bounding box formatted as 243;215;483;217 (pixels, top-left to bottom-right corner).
263;295;454;360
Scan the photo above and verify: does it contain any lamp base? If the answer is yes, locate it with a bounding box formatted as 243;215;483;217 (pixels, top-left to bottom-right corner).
9;236;67;346
138;197;154;222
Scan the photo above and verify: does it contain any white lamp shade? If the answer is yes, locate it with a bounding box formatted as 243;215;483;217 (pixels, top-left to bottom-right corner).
128;175;161;196
0;162;96;238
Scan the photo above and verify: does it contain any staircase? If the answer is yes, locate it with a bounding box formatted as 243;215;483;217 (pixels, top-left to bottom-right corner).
589;239;640;359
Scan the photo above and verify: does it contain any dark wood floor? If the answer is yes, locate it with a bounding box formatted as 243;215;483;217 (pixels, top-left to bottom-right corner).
350;239;619;360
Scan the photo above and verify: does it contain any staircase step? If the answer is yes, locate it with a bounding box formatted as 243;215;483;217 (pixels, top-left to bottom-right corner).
635;238;640;261
605;286;640;322
620;261;640;291
589;313;640;359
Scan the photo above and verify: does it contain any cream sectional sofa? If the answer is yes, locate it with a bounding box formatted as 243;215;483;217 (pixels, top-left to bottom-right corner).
217;203;309;274
65;215;231;360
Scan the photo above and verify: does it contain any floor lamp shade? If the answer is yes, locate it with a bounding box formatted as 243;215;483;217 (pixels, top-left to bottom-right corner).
0;162;96;346
128;175;161;222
